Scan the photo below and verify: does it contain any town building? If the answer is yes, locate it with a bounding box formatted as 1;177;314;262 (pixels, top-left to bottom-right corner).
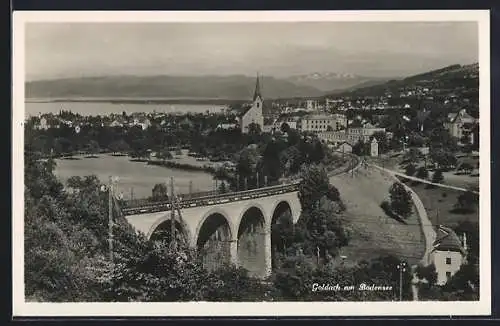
299;113;347;132
370;138;379;157
238;75;265;134
337;141;353;153
443;108;478;144
305;99;319;112
430;225;468;285
316;123;386;145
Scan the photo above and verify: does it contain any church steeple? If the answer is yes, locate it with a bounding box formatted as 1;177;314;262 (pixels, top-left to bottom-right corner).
253;74;262;101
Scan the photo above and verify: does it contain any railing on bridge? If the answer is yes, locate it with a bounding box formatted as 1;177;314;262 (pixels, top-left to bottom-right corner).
120;182;300;216
119;151;359;216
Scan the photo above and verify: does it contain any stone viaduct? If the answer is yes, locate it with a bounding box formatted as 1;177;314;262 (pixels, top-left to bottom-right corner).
121;184;302;278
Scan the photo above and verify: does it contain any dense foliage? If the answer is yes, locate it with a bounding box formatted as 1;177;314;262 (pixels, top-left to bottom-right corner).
388;182;413;219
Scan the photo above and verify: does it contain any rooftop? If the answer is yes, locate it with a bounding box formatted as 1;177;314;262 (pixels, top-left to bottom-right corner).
432;225;466;255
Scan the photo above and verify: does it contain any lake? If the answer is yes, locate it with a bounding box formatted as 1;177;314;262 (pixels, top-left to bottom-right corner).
54;154;216;200
25;100;227;117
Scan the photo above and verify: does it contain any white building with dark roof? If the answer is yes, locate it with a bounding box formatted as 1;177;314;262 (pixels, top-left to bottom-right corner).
431;225;468;285
443;108;478;144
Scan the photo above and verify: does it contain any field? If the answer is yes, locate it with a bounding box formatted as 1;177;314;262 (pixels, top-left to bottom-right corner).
409;182;479;228
330;166;426;267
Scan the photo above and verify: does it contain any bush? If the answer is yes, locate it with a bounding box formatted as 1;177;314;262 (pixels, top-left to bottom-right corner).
389;182;413;219
432;169;444;184
452;190;479;214
416;166;429;180
415;263;438;286
405;163;417;176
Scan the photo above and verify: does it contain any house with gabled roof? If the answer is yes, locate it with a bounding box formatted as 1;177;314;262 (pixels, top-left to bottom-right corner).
431;225;468;285
443;108;478;144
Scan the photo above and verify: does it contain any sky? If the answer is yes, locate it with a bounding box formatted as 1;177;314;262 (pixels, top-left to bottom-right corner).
25;22;478;81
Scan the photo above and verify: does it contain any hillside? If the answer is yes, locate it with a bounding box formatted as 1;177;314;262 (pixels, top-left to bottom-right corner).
25;75;325;100
285;72;389;93
329;63;479;98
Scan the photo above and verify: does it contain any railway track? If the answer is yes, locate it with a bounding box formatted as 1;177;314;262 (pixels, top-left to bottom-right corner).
120;151;359;216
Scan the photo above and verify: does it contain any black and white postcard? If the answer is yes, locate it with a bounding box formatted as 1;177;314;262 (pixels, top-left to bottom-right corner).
12;10;491;317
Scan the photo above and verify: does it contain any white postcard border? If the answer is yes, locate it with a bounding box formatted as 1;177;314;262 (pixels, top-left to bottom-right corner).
12;10;491;317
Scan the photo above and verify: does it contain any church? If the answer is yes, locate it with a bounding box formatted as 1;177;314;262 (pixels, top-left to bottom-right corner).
238;75;265;134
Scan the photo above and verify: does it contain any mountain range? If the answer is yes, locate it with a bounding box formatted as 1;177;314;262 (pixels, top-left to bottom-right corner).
25;73;388;100
285;72;390;93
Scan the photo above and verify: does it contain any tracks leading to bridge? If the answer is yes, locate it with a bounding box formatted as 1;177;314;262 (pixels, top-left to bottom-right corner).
120;151;360;216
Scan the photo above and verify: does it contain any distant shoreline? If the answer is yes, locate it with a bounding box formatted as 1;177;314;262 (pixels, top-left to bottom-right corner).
25;97;242;105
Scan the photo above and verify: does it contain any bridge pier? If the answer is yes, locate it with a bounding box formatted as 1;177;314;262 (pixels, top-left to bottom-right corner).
264;230;272;278
229;239;238;266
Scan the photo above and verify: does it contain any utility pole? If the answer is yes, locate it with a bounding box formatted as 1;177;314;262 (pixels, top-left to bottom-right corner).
170;177;176;249
236;174;240;191
264;175;268;187
189;180;193;199
256;171;259;188
397;262;407;301
130;187;134;202
351;156;354;178
108;176;114;261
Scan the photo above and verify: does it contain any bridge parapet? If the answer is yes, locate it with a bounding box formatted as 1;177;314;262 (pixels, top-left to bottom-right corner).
121;182;300;216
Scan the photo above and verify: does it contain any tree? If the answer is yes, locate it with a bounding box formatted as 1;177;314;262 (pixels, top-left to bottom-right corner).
152;183;169;202
286;129;301;146
248;122;261;136
108;139;130;155
157;149;173;162
309;141;325;164
218;181;228;194
130;139;149;159
280;122;290;133
53;137;73;157
459;162;474;174
402;148;421;164
352;140;368;156
431;169;444;184
372;131;389;153
86;140;100;156
389;182;413;218
236;146;259;179
205;266;269;301
454;190;478;213
415;263;438;286
430;148;457;170
416;166;429;180
404;163;417;176
298;165;330;211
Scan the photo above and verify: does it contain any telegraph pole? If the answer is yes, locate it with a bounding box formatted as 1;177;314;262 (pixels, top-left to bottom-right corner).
397;262;407;301
351;156;354;178
189;180;193;199
256;171;260;188
170;177;176;249
108;176;114;261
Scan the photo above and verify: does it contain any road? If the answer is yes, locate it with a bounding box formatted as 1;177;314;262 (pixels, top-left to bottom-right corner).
370;163;438;301
372;165;479;194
